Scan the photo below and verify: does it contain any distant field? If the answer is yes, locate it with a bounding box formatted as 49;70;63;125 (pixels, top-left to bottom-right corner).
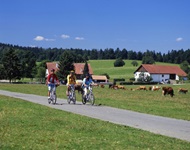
89;60;180;81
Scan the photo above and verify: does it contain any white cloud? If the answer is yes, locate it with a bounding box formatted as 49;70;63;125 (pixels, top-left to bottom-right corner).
61;34;70;39
176;37;183;42
34;35;55;41
45;38;56;41
34;36;44;41
75;37;84;40
29;45;37;47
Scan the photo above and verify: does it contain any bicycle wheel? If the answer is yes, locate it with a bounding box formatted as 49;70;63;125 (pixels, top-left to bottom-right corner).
81;93;86;104
48;91;53;104
48;97;51;104
72;92;76;104
89;93;95;105
67;92;71;104
52;93;57;104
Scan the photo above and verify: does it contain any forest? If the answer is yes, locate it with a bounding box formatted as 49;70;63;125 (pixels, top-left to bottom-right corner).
0;42;190;82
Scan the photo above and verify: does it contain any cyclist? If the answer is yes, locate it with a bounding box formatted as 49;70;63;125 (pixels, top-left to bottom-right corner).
82;73;94;99
46;68;59;99
66;70;76;96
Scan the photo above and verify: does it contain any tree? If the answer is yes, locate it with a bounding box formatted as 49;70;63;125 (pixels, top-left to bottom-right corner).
114;58;125;67
142;56;155;64
137;72;153;82
131;60;138;67
0;64;6;79
82;61;89;79
142;50;155;64
56;51;75;82
36;67;46;83
19;51;37;80
180;61;190;74
2;48;21;82
128;50;136;60
90;49;98;59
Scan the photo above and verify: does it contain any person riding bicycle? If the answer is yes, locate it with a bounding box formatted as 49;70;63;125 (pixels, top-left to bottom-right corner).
82;73;94;99
66;70;76;96
46;68;59;99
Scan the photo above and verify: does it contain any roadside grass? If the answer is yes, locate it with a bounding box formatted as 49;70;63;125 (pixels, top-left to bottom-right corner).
1;95;190;149
0;83;190;121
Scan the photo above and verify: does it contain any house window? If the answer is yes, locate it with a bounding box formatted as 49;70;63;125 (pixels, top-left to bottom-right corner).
162;74;164;77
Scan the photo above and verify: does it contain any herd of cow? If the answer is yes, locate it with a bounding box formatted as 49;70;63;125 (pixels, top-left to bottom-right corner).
103;84;188;97
74;83;188;97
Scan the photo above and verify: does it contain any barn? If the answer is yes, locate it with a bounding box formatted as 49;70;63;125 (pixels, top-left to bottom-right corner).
134;64;187;83
46;62;93;79
92;75;108;83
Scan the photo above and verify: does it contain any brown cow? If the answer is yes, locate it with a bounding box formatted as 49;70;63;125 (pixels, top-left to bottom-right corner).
139;86;147;90
162;87;174;97
100;84;105;88
118;85;126;90
75;84;83;94
178;88;188;94
152;86;161;91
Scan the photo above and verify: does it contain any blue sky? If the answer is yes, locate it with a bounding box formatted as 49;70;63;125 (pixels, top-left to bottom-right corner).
0;0;190;53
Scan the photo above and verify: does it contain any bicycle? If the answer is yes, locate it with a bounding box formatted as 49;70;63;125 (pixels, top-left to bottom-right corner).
82;85;95;105
67;84;76;104
48;83;57;104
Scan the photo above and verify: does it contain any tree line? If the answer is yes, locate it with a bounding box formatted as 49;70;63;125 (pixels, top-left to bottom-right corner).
0;42;190;82
1;43;190;64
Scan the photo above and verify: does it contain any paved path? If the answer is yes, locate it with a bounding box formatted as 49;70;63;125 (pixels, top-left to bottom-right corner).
0;90;190;142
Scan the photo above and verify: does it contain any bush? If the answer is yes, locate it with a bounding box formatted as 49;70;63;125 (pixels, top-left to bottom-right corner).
114;58;125;67
129;77;135;82
120;82;133;85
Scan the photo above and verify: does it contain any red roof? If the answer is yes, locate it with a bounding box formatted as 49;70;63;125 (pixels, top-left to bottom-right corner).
135;64;187;76
74;63;93;75
46;62;59;75
46;62;93;75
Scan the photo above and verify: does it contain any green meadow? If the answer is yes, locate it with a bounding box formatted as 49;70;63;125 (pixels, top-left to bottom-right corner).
89;59;178;80
0;60;190;149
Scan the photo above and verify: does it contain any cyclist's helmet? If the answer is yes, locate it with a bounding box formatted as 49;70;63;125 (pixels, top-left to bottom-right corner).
70;70;75;74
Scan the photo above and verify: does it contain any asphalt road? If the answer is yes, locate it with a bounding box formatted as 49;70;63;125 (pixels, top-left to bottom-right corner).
0;89;190;142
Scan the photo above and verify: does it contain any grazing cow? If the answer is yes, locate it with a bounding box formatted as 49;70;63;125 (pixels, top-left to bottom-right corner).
162;87;174;97
118;85;126;90
110;85;126;90
100;84;105;88
93;83;99;88
110;85;119;90
75;84;83;94
178;88;188;94
139;86;147;90
152;86;160;91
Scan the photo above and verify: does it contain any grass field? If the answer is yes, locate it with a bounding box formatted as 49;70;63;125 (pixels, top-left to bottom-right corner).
1;95;190;149
0;83;189;121
89;59;178;80
0;60;190;149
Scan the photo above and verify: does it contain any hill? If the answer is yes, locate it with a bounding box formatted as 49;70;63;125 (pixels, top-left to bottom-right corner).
89;60;179;81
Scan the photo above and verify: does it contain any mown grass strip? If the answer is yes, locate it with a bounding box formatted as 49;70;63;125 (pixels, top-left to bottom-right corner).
0;95;190;149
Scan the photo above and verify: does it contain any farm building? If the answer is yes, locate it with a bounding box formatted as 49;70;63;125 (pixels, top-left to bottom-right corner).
134;64;187;83
46;62;108;83
92;75;108;83
46;62;93;79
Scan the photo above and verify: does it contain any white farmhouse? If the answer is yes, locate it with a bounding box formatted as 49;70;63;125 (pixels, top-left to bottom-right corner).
134;64;187;83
